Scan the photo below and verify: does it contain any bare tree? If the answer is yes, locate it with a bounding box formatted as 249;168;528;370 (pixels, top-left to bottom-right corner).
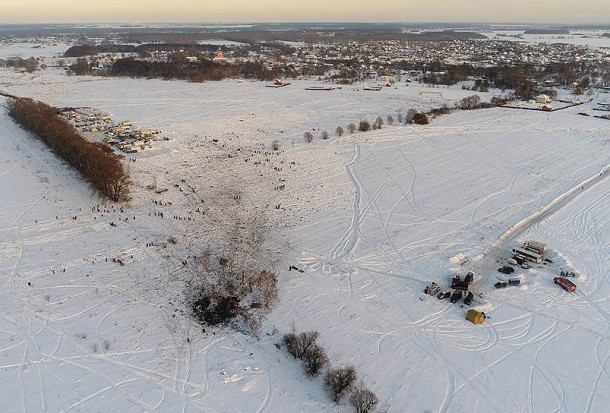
302;344;329;377
386;115;394;125
335;126;344;137
405;108;417;124
325;366;357;403
321;130;329;140
460;94;481;110
347;122;356;134
413;113;429;125
271;140;280;151
375;116;384;129
304;131;314;143
349;383;379;413
284;331;319;359
358;120;370;132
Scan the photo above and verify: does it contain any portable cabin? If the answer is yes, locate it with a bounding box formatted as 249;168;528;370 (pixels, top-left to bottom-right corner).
523;241;547;256
466;309;485;324
512;247;543;264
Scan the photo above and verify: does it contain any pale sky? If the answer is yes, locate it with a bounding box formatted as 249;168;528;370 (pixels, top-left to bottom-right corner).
0;0;608;24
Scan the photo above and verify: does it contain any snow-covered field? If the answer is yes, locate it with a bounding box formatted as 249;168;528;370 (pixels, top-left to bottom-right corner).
1;65;609;412
485;30;610;51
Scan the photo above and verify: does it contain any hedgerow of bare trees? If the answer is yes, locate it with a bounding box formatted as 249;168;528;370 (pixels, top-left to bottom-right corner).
6;97;130;202
282;330;379;411
349;382;379;413
283;330;329;376
298;95;511;148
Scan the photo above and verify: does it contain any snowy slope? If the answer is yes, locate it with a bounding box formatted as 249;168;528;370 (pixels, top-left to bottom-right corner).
1;67;609;412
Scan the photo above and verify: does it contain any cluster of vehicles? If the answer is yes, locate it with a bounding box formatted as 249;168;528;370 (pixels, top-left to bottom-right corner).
423;242;577;321
496;241;577;293
61;108;164;154
424;272;476;306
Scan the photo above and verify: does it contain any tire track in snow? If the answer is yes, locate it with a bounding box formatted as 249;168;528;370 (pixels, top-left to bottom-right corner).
471;163;610;290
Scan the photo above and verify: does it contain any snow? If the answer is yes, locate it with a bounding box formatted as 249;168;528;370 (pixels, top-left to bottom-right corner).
0;42;71;59
1;65;609;412
485;30;610;51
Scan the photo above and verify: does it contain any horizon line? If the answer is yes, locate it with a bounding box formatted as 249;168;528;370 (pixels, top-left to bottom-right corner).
0;21;609;27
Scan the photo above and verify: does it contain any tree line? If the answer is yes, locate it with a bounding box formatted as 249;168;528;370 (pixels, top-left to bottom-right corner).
301;94;513;144
413;61;603;99
6;97;130;202
283;330;379;412
0;56;41;73
71;54;299;82
63;43;224;58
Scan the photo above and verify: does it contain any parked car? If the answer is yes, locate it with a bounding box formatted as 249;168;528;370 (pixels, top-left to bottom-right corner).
507;258;518;266
495;281;508;289
512;255;525;265
450;290;463;303
508;278;521;286
437;291;451;300
463;292;474;306
424;282;440;295
498;266;515;274
451;274;470;291
554;277;576;292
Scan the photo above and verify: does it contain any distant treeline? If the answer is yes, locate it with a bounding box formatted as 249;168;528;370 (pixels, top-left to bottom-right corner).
405;60;605;99
71;54;298;82
523;29;570;35
119;29;486;44
64;43;228;58
6;98;130;202
0;56;40;72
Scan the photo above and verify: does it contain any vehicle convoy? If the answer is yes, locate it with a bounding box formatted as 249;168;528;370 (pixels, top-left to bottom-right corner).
554;277;576;292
